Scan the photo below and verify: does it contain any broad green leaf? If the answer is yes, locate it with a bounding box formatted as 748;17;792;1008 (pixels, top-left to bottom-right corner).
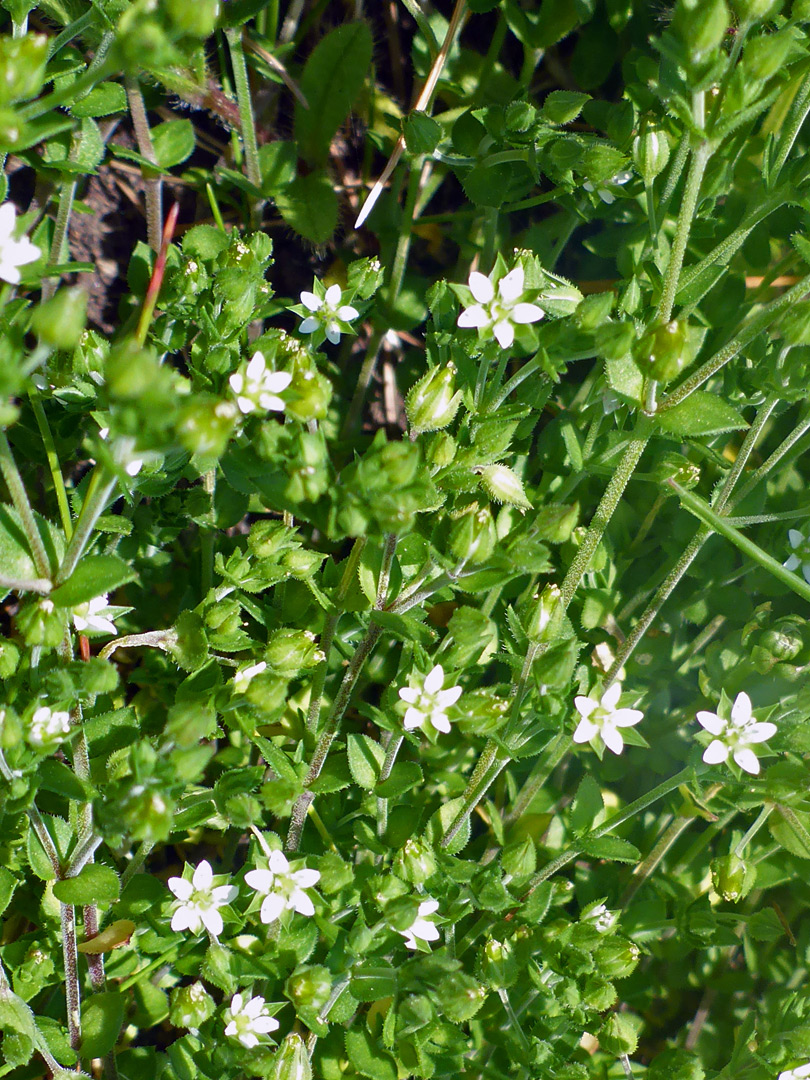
580;835;641;863
770;807;810;859
294;22;373;165
656;392;748;437
51;554;137;608
350;961;397;1002
375;761;423;799
308;752;352;794
347;733;385;790
345;1028;397;1080
426;797;471;855
70;81;127;118
0;866;18;918
182;224;230;260
26;814;73;881
80;992;126;1058
542;89;591;124
0;503;62;585
275;172;338;243
152;119;195;169
371;609;437;646
39;759;96;802
259;140;296;195
53;863;121;905
570;776;605;835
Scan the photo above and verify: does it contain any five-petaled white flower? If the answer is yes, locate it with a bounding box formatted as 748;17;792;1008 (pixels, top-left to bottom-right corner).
573;683;644;755
167;860;238;937
299;284;359;345
72;595;117;636
696;691;776;776
229;352;292;415
28;706;71;747
779;1065;810;1080
399;664;462;734
233;661;267;691
582;903;616;933
244;850;321;923
784;528;810;585
583;170;633;204
224;993;280;1048
0;202;41;284
457;266;544;349
400;899;440;950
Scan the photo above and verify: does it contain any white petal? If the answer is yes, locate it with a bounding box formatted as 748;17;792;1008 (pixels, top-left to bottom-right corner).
300;290;321;312
212;884;238;904
265;371;293;392
291;889;315;916
696;711;725;736
788;529;804;548
260;892;287;923
612;708;643;728
745;722;777;743
258;394;286;412
239;1032;259;1048
246;352;266;381
337;305;359;321
468;270;494;304
457;305;489;329
511;302;545;324
598;189;616;204
237;395;255;414
730;692;752;727
192;861;213;891
573;716;599;743
403;707;425;730
229;373;243;394
292;868;321;888
244;996;265;1017
582;181;594;193
423;665;444;694
230;993;244;1013
201;908;223;937
574;695;599;719
784;554;801;571
224;1021;238;1037
245;868;274;893
73;614;89;631
324;284;342;305
398;687;419;704
498;267;524;302
430;712;451;734
171;907;195;933
0;261;21;285
412;918;440;942
437;685;462;707
402;931;417;949
803;562;810;585
418;900;439;916
253;1016;280;1033
299;316;320;334
733;747;761;775
493;320;514;349
601;725;625;755
601;683;622;710
87;616;117;635
0;203;16;238
268;850;290;875
325;322;341;345
702;740;729;764
169;876;194;901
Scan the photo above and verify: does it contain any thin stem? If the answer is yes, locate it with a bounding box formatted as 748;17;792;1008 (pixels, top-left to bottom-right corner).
19;49;116;120
655;137;711;324
66;832;104;877
0;432;52;578
200;468;216;598
503;733;571;829
440;751;507;850
735;804;774;857
57;470;119;585
376;735;404;841
61;902;81;1049
42;167;78;301
734;406;810;505
99;630;172;661
770;69;810;183
226;26;263;217
29;390;72;539
121;840;155;889
342;327;385;439
497;988;531;1053
125;75;163;253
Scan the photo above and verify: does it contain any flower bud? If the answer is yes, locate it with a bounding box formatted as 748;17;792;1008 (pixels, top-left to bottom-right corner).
177;398;236;457
169;981;215;1030
30;288;87;350
671;0;730;64
286;965;332;1015
711;852;756;901
248;520;296;559
501;837;537;879
599;1013;639;1056
427;431;457;468
394;837;437;885
204;598;241;632
526;583;563;643
478;938;518;989
284;368;333;424
0;33;48;105
634;320;689;383
653;452;701;490
732;0;783;20
744;31;792;81
594;938;640;979
406;364;462;434
582;976;617;1011
0;640;21;679
270;1033;312;1080
435;973;487;1022
265;629;322;677
281;549;324;580
16;598;65;648
166;0;220;38
450;506;497;564
632;129;670;184
478;464;531;509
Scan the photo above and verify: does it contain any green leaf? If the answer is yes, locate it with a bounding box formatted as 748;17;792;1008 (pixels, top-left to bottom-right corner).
70;82;127;118
294;22;373;165
375;761;424;798
182;224;230;260
542;89;591;124
26;814;73;881
50;554;137;608
259;140;297;195
404;110;441;155
350;961;397;1002
344;1028;398;1080
168;610;209;672
0;503;62;586
371;609;437;646
80;992;126;1058
151;119;195;169
39;758;96;802
347;734;385;790
769;807;810;860
580;835;641;863
570;776;605;835
426;798;471;855
275;172;339;243
251;735;303;787
656;392;748;437
53;864;121;905
0;865;18;918
308;752;352;794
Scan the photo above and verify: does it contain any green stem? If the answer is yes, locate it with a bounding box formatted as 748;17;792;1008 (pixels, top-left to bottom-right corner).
735;804;774;857
376;734;404;841
0;432;52;578
769;69;810;183
342;326;384;440
121;840;155;890
503;732;571;829
440;748;506;851
225;26;263;214
29;390;72;539
56;469;119;586
42;169;78;302
655;137;711;324
734;405;810;505
61;901;81;1049
125;75;163;253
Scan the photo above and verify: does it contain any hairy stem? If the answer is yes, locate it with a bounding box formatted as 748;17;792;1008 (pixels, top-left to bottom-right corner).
0;432;52;578
125;75;163;253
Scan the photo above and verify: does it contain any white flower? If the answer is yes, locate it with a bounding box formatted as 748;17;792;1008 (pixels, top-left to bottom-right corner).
299;283;359;345
229;352;292;415
233;661;267;691
97;429;144;477
779;1065;810;1080
573;683;644;755
583;170;633;204
244;850;321;923
582;903;616;933
696;691;776;776
72;595;117;636
0;202;41;285
400;899;440;950
457;266;544;349
398;664;462;735
224;993;280;1049
167;860;238;937
28;706;71;747
784;528;810;584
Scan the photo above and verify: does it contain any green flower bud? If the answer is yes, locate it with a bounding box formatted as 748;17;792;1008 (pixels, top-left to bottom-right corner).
634;320;688;383
169;981;216;1029
248;521;297;559
394;837;437;885
478;938;518;989
632;129;670;184
166;0;220;37
478;464;531;509
732;0;782;20
450;506;497;564
204;598;240;631
582;976;617;1011
594;938;641;979
710;853;756;901
526;583;563;643
501;837;537;879
653;452;701;490
0;33;48;105
284;368;333;424
671;0;730;63
599;1012;639;1056
647;1048;706;1080
406;364;462;434
286;965;332;1014
435;972;487;1022
30;288;87;350
744;31;792;81
265;628;322;677
16;598;65;648
0;107;25;149
505;100;536;134
281;548;325;580
270;1033;312;1080
177;398;237;457
427;431;457;468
